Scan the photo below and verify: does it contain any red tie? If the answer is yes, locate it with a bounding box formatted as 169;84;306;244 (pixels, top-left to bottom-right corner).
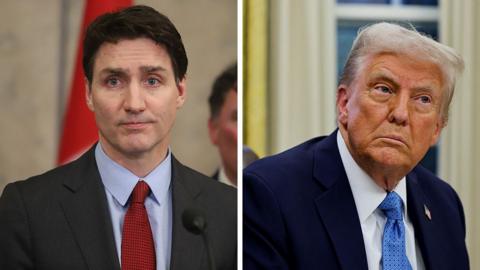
121;181;156;270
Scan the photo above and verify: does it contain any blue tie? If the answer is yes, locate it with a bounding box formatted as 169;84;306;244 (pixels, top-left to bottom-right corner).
378;191;412;270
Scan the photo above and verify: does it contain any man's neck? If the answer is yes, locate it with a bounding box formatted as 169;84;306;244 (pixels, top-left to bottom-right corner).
99;141;169;178
224;168;237;187
219;166;237;187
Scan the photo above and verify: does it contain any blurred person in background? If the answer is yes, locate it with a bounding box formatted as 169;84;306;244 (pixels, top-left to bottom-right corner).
243;145;259;169
208;63;237;187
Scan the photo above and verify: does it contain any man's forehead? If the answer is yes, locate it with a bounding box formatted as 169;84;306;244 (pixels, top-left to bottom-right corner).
363;53;444;82
368;52;441;69
93;38;173;70
96;40;159;56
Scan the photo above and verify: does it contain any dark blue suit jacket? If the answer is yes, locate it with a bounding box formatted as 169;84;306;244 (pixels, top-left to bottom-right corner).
244;131;469;269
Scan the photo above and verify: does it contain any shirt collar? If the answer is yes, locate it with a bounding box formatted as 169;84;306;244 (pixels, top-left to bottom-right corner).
336;132;408;223
218;166;236;187
95;143;172;207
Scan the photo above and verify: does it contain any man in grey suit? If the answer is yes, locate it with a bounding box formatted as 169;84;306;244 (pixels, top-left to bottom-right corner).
0;5;236;270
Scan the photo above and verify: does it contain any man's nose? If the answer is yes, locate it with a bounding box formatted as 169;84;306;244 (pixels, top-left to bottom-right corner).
388;93;409;126
124;83;146;113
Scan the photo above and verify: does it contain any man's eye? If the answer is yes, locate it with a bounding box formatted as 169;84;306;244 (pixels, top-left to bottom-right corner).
374;85;392;94
418;95;431;104
106;78;120;87
146;78;160;86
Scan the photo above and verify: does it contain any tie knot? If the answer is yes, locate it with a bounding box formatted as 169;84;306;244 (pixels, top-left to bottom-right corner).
131;180;150;204
379;191;403;220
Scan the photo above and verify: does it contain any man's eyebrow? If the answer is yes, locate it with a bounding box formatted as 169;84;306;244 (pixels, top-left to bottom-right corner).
368;72;400;89
140;66;167;73
99;67;129;76
369;71;438;93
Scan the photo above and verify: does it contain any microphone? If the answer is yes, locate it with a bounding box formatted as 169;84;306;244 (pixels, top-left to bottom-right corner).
182;208;216;270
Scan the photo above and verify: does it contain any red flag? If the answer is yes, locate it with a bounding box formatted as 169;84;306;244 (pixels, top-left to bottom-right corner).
58;0;132;165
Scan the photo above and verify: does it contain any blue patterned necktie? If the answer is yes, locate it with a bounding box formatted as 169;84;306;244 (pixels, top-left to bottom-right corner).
378;191;412;270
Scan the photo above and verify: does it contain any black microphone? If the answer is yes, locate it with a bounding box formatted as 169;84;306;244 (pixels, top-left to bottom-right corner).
182;208;216;270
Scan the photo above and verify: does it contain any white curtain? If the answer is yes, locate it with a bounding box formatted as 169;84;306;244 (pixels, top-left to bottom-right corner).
269;0;337;154
439;0;480;268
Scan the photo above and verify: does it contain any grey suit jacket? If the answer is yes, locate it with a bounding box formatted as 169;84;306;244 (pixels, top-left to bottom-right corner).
0;146;237;270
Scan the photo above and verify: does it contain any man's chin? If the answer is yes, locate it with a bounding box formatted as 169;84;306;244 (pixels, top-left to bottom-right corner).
368;148;412;169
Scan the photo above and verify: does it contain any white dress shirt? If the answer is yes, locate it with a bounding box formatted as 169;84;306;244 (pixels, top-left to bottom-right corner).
337;132;425;270
218;166;236;187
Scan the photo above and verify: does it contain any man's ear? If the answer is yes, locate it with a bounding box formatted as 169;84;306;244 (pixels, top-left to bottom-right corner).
85;80;94;111
337;85;349;125
208;117;219;145
176;77;187;108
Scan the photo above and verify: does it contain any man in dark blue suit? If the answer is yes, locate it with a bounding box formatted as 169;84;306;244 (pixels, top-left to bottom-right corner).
244;22;469;270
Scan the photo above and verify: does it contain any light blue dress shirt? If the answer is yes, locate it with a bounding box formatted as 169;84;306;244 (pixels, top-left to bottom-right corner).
95;144;172;270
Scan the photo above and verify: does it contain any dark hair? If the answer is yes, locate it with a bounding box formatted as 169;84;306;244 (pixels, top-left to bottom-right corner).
208;63;237;118
83;5;188;85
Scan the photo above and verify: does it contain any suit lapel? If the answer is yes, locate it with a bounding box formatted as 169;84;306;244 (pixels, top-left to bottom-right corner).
169;157;207;270
313;132;368;270
406;171;437;270
60;147;120;270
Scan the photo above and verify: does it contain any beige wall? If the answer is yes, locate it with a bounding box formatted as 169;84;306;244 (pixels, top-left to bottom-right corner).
0;0;237;191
